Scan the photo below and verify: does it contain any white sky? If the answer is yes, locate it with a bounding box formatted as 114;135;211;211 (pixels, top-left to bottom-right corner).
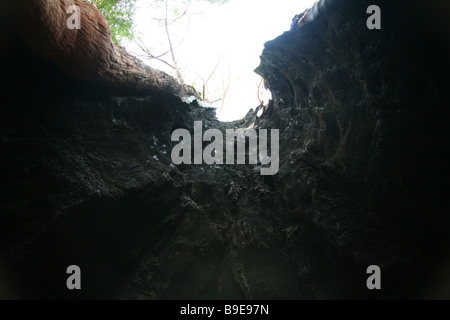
124;0;317;121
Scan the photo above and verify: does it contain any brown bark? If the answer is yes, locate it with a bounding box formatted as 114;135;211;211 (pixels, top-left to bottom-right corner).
13;0;198;97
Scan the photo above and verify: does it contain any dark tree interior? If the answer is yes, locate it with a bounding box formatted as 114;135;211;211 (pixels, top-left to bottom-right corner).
0;0;449;299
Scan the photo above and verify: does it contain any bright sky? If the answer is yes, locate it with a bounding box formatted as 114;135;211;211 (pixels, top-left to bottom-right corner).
124;0;317;121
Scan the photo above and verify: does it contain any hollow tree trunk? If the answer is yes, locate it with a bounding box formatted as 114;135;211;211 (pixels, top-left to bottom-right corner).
13;0;197;97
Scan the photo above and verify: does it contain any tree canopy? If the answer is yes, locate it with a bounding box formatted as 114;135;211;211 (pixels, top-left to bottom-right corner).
86;0;137;44
86;0;229;94
85;0;227;45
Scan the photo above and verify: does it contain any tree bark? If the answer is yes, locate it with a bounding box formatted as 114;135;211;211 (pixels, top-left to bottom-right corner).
13;0;197;97
164;3;185;85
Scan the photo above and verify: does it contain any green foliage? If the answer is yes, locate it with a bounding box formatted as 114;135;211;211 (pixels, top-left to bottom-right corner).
85;0;227;44
85;0;230;92
86;0;137;44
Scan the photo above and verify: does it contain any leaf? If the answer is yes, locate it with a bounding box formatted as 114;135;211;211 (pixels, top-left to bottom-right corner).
86;0;137;44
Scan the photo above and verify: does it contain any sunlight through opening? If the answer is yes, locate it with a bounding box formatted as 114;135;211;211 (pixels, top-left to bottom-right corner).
124;0;317;121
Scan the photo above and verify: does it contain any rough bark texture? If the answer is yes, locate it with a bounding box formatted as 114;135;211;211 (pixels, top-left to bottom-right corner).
0;0;449;299
13;0;197;97
254;0;450;298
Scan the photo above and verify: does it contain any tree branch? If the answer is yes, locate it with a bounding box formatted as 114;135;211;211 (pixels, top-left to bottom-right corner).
217;66;231;116
165;2;185;84
257;78;264;106
134;38;176;70
168;2;191;25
